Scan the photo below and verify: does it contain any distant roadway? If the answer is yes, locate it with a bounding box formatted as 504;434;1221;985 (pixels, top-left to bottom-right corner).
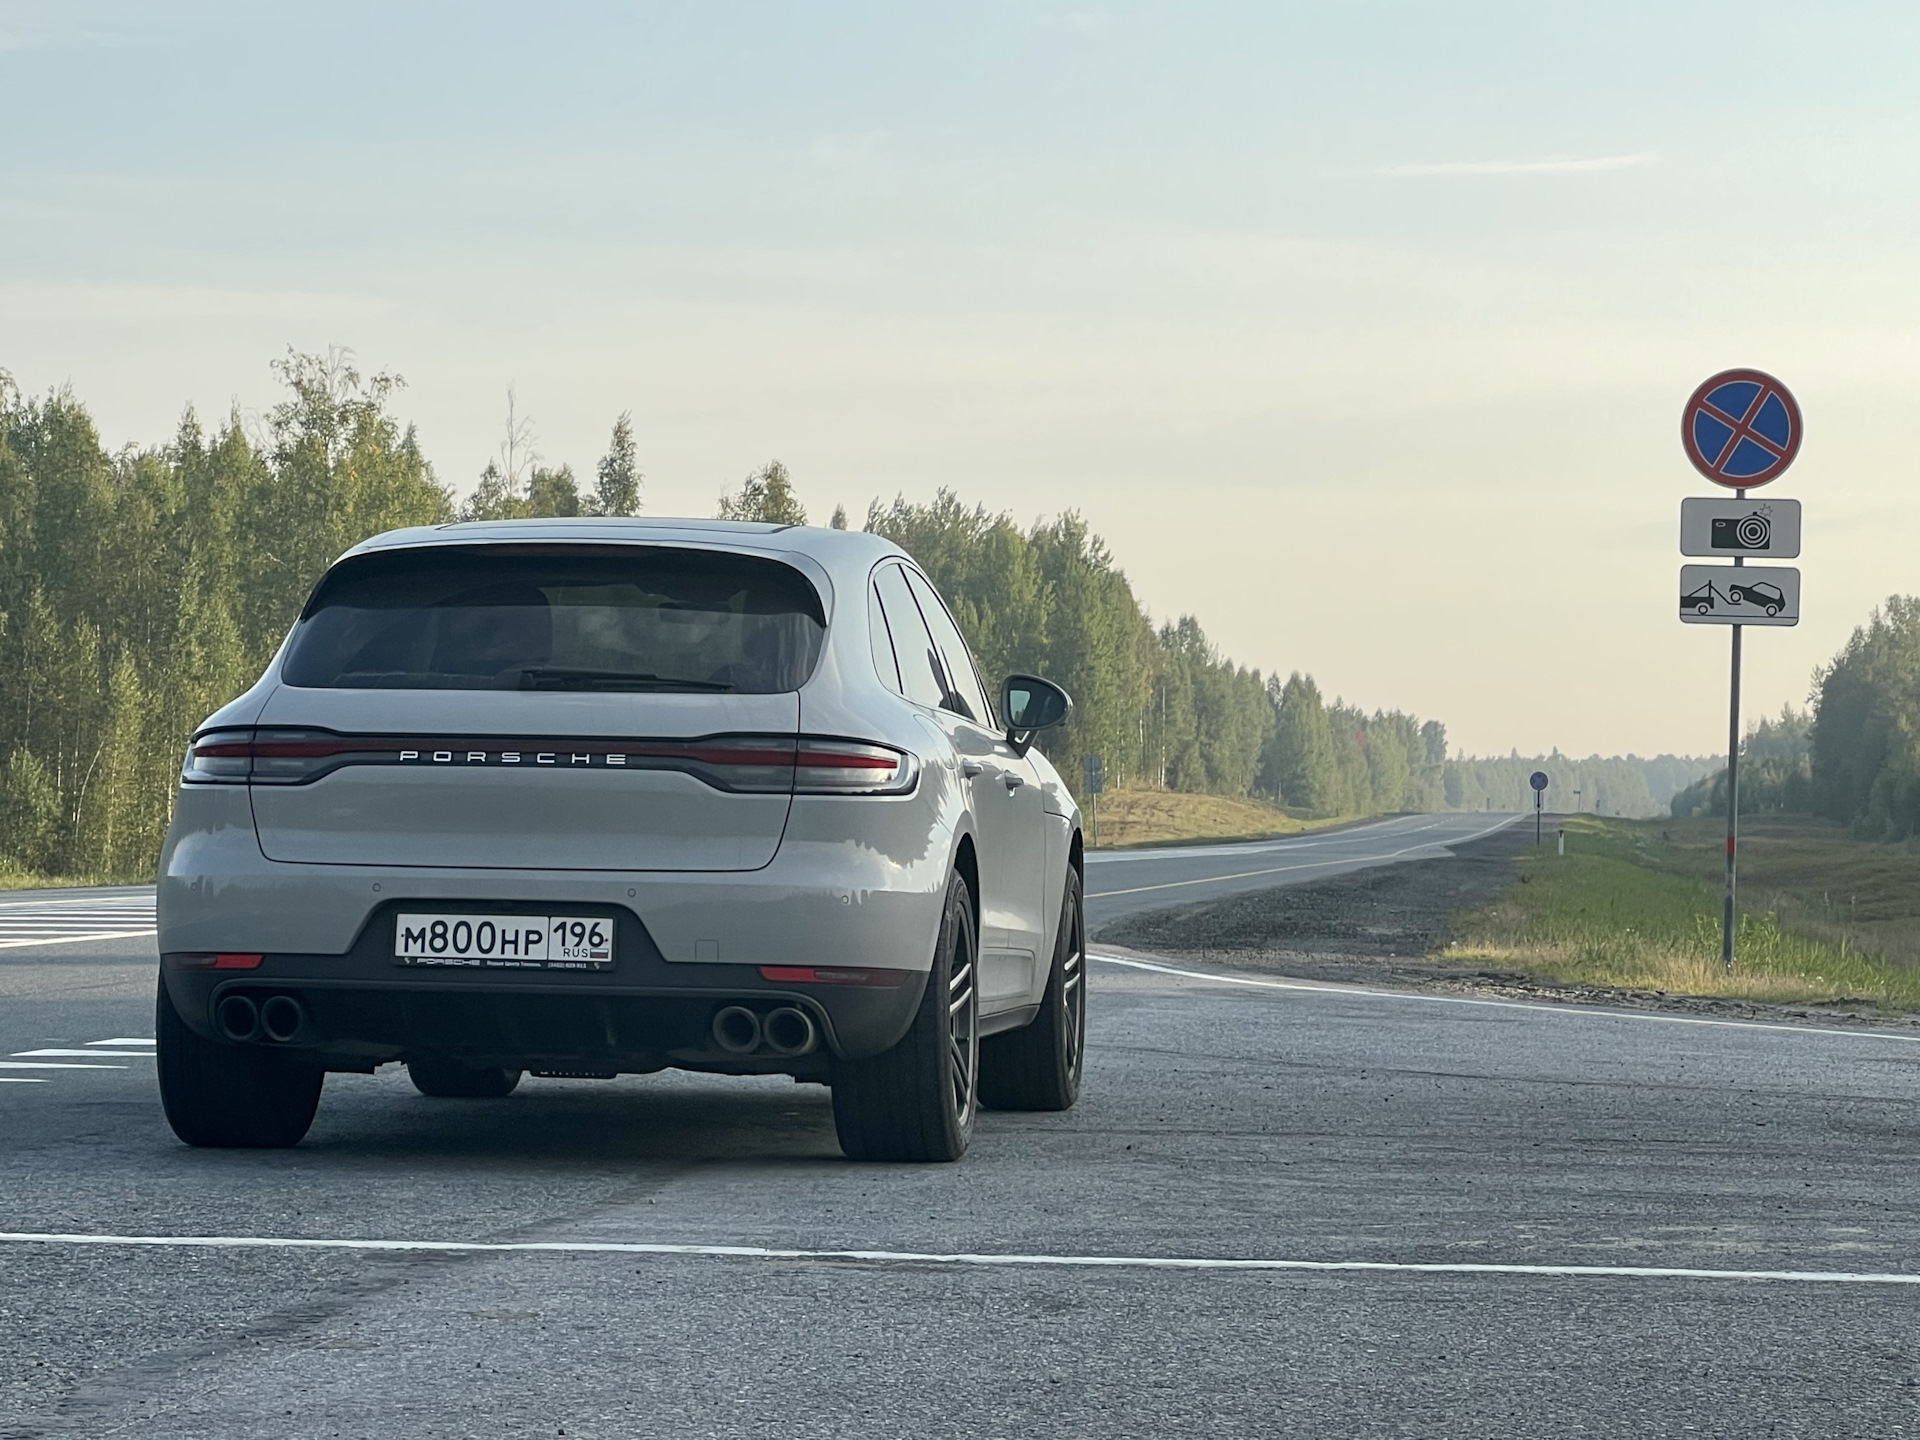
1085;810;1523;926
6;816;1920;1435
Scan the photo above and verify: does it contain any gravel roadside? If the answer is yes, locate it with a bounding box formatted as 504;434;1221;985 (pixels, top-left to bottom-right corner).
1094;825;1920;1034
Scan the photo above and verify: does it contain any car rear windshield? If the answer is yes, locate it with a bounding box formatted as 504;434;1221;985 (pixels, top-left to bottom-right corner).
281;545;828;693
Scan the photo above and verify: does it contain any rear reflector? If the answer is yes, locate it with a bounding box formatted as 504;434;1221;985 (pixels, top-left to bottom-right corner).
173;953;265;969
759;965;911;987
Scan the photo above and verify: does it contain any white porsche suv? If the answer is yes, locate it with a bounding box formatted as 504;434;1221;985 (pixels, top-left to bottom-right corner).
155;519;1086;1162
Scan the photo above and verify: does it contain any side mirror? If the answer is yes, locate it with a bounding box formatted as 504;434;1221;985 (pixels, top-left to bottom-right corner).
1001;674;1072;753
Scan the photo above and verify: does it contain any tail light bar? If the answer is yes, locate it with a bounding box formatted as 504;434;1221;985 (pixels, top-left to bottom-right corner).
184;729;917;796
793;740;917;795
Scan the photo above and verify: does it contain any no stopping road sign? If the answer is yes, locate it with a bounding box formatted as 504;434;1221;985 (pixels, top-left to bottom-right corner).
1682;369;1802;488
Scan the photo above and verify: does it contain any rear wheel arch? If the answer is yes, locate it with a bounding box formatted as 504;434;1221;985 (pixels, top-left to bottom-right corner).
952;832;982;943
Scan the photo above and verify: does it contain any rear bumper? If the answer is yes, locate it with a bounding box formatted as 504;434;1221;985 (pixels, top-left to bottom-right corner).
155;778;955;1072
161;921;925;1072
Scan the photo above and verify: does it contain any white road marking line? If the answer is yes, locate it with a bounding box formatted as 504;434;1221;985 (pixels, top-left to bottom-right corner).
0;1230;1915;1286
1087;815;1524;899
0;1078;47;1084
0;1061;127;1070
89;1038;155;1047
0;931;157;950
1091;954;1920;1044
12;1049;155;1058
0;896;159;948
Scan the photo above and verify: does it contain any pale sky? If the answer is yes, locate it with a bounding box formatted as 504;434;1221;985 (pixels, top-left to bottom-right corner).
4;1;1915;757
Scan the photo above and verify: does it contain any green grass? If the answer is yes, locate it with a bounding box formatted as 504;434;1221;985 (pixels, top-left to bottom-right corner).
1448;815;1920;1011
1089;788;1354;849
0;869;140;890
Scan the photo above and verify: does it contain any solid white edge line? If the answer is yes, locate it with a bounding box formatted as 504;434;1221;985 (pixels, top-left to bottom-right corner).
0;1231;1914;1285
0;930;157;950
1087;815;1525;900
0;1078;47;1083
1090;814;1489;867
0;1061;128;1070
89;1039;156;1047
1090;953;1920;1044
11;1050;154;1058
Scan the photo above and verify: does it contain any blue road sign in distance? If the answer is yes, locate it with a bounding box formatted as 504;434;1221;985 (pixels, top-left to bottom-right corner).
1082;754;1104;796
1529;771;1549;792
1682;368;1802;489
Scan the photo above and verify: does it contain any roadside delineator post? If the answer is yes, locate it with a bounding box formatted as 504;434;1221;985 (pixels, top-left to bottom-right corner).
1676;369;1805;970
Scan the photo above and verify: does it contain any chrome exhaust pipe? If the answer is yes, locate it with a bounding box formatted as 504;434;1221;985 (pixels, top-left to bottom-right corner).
712;1005;763;1055
215;994;260;1043
260;995;305;1044
762;1006;818;1057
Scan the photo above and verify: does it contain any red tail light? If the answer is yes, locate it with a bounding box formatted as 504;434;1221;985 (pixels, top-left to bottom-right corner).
793;740;918;795
183;730;382;786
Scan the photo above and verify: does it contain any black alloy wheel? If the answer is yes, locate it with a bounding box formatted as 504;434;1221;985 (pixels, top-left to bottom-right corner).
980;865;1087;1111
831;870;979;1162
156;978;324;1148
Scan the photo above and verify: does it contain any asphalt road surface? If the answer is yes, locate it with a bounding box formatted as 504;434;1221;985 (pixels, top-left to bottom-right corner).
1083;811;1525;926
5;827;1920;1437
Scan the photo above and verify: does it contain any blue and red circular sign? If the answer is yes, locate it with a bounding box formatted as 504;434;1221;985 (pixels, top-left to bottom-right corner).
1682;368;1802;489
1529;771;1549;792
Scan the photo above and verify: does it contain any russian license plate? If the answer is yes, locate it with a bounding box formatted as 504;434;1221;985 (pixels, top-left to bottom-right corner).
394;914;615;970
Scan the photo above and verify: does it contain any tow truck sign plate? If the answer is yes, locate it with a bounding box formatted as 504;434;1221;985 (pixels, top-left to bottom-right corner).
1678;564;1800;627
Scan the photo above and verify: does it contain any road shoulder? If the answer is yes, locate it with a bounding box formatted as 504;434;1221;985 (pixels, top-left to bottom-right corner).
1093;826;1920;1036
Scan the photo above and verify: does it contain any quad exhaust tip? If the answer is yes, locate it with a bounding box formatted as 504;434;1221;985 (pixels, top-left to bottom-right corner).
712;1005;763;1055
711;1004;819;1057
215;994;259;1043
216;993;306;1044
260;995;305;1044
762;1006;818;1057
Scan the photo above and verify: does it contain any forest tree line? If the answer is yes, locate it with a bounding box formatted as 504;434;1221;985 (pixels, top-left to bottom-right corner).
1674;596;1920;840
0;352;1698;879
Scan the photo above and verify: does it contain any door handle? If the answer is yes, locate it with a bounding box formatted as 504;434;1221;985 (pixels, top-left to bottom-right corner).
1002;773;1026;790
960;759;984;779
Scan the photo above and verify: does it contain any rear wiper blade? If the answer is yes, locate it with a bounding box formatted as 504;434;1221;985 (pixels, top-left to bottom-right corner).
518;668;734;693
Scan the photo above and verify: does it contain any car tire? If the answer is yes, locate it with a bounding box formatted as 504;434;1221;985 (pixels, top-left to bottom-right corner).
156;978;324;1148
408;1056;523;1098
830;871;978;1162
979;867;1086;1112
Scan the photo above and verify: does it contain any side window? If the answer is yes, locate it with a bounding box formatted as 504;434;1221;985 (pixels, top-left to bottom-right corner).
873;564;947;710
867;582;902;693
904;569;995;728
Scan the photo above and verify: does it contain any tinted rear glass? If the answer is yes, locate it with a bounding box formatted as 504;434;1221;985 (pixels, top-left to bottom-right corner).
282;546;827;693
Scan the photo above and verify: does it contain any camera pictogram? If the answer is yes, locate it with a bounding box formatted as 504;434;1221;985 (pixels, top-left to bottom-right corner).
1710;508;1772;551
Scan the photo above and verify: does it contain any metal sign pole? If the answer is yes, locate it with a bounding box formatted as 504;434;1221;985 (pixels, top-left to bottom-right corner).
1676;368;1805;972
1535;790;1542;845
1723;573;1742;971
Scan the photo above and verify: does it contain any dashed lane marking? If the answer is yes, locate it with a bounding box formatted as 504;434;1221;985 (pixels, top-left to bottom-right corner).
1091;953;1920;1044
0;1061;127;1070
0;895;157;950
91;1038;154;1047
14;1049;155;1058
0;1230;1916;1286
